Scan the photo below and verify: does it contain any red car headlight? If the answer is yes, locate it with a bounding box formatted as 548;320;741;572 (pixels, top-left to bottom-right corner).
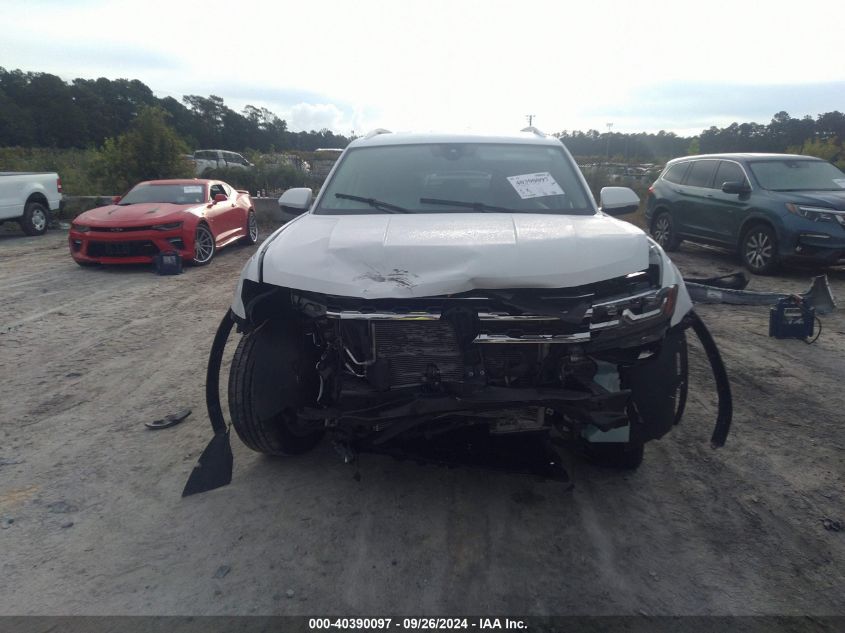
72;224;90;233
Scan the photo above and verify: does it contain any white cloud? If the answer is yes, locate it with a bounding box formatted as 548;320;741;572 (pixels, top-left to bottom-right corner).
1;0;843;135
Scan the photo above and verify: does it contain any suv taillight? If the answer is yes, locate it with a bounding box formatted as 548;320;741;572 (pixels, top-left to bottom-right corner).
57;177;63;194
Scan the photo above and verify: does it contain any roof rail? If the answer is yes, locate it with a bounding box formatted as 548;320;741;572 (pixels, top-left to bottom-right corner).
520;126;546;137
364;128;393;139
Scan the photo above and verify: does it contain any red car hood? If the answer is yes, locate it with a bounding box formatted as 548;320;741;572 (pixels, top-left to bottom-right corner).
77;203;201;225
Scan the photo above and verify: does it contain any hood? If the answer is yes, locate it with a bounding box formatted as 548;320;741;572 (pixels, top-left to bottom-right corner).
77;202;199;224
260;212;650;298
778;190;845;211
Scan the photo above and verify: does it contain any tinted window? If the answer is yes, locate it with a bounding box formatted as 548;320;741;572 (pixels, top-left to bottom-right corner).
748;159;845;191
685;160;719;188
715;161;747;187
663;163;689;184
118;183;206;205
316;143;594;215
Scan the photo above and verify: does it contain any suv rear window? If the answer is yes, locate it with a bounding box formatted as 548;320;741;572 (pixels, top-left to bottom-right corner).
684;160;719;188
662;163;689;184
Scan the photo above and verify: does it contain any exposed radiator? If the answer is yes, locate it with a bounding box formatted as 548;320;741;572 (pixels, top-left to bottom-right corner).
372;321;465;386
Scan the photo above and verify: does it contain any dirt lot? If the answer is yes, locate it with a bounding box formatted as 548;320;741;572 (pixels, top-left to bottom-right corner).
0;227;843;616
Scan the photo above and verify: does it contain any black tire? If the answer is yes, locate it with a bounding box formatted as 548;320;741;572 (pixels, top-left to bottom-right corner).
20;201;50;236
581;439;645;470
240;210;259;245
651;211;681;251
740;223;779;275
228;320;324;456
191;223;216;265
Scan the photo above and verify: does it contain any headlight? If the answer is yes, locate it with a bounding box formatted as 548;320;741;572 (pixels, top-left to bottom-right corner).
72;224;90;233
786;203;845;226
151;222;183;231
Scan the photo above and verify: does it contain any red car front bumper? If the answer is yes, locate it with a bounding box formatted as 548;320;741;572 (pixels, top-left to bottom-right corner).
69;226;194;265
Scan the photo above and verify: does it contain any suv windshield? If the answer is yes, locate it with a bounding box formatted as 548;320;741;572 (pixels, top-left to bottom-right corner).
748;159;845;191
315;143;594;215
119;183;207;205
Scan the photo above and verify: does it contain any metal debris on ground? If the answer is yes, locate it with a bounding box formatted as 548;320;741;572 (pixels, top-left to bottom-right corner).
684;274;837;314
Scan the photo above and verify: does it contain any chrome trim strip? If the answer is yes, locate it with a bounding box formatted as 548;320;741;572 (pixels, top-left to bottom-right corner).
473;332;591;344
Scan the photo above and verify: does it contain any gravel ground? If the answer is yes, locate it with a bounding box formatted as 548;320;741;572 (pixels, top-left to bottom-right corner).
0;228;843;616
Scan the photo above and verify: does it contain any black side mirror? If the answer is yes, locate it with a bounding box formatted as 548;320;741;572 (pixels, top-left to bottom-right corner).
721;181;751;195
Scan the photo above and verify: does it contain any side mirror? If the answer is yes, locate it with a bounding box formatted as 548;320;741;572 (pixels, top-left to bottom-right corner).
278;187;313;211
112;195;122;204
599;186;640;216
721;181;751;195
213;193;228;203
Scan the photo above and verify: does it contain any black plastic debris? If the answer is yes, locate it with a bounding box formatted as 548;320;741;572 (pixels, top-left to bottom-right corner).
145;408;192;430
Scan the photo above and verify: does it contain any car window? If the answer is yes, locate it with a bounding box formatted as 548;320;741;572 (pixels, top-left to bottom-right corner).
210;183;227;199
748;159;845;191
684;160;719;188
118;183;206;205
662;162;690;184
715;161;748;188
315;143;594;215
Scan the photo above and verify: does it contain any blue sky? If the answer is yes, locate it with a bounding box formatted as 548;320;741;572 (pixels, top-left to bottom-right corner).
1;0;842;135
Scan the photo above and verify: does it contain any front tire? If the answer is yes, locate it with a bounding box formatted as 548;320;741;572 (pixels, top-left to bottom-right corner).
228;321;324;456
581;439;645;470
20;201;49;236
651;211;681;251
192;224;216;265
741;224;779;275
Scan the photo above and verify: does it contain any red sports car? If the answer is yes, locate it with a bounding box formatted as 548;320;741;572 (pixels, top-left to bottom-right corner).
68;179;258;266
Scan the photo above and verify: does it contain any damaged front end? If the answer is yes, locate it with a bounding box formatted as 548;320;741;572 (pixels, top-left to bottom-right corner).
228;241;693;462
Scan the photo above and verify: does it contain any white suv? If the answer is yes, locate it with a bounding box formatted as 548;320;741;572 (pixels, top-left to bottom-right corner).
223;129;697;470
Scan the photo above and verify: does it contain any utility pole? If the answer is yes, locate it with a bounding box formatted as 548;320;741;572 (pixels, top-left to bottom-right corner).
605;122;613;165
526;114;535;127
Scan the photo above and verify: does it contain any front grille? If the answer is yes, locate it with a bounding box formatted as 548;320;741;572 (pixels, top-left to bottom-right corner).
89;226;154;232
373;321;464;386
87;240;159;258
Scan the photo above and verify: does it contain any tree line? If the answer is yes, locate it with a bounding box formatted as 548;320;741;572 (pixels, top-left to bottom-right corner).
0;68;350;152
554;110;845;165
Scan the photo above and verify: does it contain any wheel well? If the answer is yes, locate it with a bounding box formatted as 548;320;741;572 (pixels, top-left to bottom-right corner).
26;193;49;208
737;218;775;250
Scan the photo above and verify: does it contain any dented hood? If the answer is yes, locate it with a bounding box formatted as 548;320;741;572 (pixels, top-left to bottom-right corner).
260;212;650;298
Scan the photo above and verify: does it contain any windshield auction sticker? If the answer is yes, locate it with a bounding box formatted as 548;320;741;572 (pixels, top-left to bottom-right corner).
506;172;565;199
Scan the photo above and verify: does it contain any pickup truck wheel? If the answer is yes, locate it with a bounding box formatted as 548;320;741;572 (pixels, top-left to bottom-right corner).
741;224;779;275
191;224;216;265
20;201;49;236
240;210;259;245
228;320;324;456
651;211;680;251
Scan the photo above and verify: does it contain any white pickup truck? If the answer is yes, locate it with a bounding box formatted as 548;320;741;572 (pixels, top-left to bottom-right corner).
0;172;63;235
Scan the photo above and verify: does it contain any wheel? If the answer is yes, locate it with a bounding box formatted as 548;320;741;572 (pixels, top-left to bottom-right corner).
191;224;216;265
651;211;681;251
240;210;259;245
741;224;779;275
581;439;645;470
228;320;324;455
20;201;49;236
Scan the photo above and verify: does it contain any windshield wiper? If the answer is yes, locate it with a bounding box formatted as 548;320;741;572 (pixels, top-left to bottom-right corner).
420;198;514;213
334;193;410;213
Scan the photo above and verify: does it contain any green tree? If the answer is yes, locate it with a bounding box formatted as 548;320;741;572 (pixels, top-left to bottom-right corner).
91;106;193;193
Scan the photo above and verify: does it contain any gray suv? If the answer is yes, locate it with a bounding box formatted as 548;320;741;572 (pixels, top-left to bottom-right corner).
645;153;845;274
